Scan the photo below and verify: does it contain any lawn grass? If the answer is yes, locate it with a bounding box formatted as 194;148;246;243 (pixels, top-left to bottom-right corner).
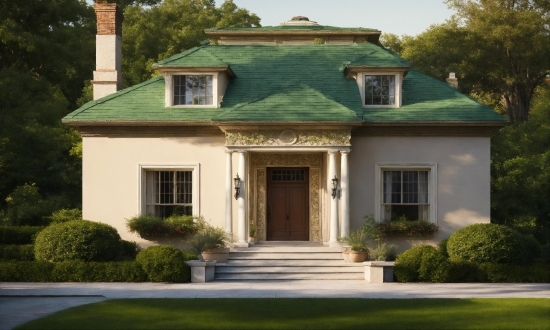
17;298;550;329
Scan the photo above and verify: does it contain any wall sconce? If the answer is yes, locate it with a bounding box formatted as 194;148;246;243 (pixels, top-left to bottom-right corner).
234;174;241;200
331;176;339;199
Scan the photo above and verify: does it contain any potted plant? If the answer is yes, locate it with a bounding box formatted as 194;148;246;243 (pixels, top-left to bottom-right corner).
189;219;233;263
338;229;370;262
248;223;257;244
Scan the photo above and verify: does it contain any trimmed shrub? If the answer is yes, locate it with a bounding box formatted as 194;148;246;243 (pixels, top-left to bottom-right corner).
34;220;121;262
478;262;550;283
418;248;448;283
394;245;439;282
45;208;82;224
0;244;34;261
0;261;147;282
438;238;449;258
51;261;147;282
0;261;55;282
118;240;142;261
136;245;190;283
447;224;539;265
0;226;44;244
445;259;482;283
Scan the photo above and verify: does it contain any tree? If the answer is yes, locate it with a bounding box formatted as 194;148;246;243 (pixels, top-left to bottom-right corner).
0;0;95;110
0;68;82;224
387;0;550;122
491;82;550;244
121;0;261;87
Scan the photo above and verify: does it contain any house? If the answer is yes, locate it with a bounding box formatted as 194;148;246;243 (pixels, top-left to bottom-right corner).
63;3;507;250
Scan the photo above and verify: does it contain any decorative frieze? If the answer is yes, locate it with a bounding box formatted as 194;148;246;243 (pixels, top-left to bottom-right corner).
226;129;351;146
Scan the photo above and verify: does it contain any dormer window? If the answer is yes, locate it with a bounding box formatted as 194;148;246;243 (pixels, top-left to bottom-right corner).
349;69;407;108
364;75;395;106
173;75;213;105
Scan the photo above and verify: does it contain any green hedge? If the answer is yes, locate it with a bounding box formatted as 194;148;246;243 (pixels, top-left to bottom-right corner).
136;245;191;283
394;248;550;283
35;220;121;262
0;261;147;282
0;226;44;244
0;244;34;261
447;224;541;265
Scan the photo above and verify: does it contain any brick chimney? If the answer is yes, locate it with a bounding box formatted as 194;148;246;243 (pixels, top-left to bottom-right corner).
446;72;458;89
92;1;123;100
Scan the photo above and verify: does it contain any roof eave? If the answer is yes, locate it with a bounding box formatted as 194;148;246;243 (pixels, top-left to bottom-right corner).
153;65;237;78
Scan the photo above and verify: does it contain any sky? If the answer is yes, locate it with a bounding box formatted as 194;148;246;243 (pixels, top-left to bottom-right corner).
231;0;455;36
86;0;455;36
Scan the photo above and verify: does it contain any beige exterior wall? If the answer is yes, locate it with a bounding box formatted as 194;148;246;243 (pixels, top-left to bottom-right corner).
82;136;227;247
82;134;491;250
348;136;491;250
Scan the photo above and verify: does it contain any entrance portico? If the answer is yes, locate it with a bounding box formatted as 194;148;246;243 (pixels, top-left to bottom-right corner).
223;128;352;247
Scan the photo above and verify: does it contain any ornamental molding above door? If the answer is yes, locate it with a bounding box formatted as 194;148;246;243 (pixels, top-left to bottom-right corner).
226;129;351;147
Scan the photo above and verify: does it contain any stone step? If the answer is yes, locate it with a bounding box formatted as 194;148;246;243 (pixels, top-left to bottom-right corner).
216;266;364;274
228;252;343;260
215;273;364;280
221;260;362;267
232;246;341;253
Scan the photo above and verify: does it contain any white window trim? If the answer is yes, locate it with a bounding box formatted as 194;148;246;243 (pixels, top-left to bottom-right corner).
374;163;437;224
356;72;403;108
138;163;200;217
163;72;219;108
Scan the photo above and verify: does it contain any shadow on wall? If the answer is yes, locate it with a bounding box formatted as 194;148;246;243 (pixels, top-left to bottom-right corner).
440;153;478;195
442;208;490;236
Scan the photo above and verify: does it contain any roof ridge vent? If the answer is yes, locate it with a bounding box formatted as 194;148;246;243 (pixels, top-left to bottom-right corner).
279;16;319;26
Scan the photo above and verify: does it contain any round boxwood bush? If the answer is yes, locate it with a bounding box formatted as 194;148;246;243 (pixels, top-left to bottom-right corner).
136;245;190;283
394;245;439;282
447;224;539;265
34;220;121;262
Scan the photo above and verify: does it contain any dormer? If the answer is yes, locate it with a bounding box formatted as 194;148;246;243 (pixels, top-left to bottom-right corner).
345;57;410;108
153;47;236;108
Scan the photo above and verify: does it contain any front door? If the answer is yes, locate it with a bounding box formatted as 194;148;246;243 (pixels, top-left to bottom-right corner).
266;167;309;241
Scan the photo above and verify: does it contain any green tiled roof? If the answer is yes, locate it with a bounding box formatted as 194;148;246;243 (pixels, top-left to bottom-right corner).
155;47;230;68
63;42;506;125
364;70;507;123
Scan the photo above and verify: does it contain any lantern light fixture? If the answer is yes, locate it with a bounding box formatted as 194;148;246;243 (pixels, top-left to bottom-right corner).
234;174;241;200
331;176;339;199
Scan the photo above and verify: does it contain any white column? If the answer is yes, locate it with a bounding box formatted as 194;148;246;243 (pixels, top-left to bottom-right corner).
225;150;233;234
340;150;350;238
328;150;339;246
235;151;249;247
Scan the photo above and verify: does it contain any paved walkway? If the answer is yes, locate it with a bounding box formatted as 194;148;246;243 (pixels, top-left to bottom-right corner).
1;281;549;330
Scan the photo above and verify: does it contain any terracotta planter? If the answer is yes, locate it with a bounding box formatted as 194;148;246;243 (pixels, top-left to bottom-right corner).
348;250;368;263
342;247;352;263
248;236;256;245
201;247;230;263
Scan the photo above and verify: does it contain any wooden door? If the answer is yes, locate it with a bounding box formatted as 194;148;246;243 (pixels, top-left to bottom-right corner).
267;167;309;241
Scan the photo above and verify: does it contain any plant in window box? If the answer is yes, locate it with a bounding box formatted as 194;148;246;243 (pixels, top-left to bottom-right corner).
248;223;257;244
376;215;439;238
338;229;370;263
362;214;399;261
126;214;198;238
189;218;234;263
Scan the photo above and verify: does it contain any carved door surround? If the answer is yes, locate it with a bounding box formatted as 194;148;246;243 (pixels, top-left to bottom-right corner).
224;127;352;244
249;153;323;242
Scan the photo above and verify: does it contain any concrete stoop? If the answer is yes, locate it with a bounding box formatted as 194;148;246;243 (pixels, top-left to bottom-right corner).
215;242;364;280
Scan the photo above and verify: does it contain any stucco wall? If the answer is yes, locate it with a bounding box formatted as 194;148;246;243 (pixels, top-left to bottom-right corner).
82;136;227;247
348;136;491;250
